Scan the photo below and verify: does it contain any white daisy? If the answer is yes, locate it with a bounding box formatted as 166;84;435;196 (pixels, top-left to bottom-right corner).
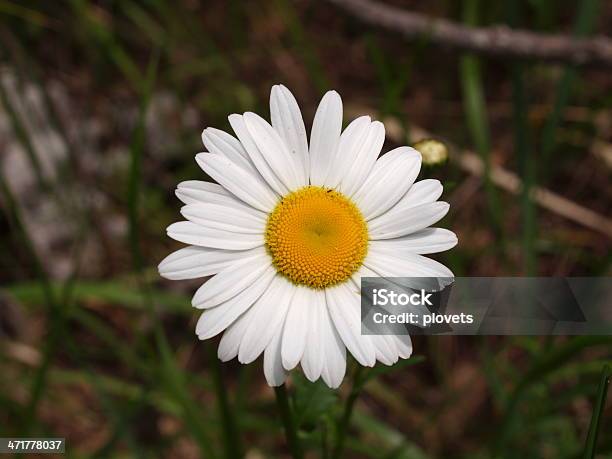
159;85;457;388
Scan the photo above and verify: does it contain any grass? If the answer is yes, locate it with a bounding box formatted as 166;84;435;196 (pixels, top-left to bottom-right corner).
125;46;221;459
506;0;537;276
459;0;504;245
540;0;601;173
584;365;611;458
0;0;610;458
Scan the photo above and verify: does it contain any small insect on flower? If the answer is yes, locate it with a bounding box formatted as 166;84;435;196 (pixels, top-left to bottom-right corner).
159;85;458;388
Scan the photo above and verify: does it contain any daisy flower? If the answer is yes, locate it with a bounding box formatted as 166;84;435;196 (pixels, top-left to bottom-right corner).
159;85;457;388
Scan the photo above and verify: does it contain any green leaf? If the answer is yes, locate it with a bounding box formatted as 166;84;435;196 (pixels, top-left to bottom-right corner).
293;374;338;429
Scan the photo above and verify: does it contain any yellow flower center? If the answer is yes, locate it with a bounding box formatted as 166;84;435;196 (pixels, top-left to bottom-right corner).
265;186;368;289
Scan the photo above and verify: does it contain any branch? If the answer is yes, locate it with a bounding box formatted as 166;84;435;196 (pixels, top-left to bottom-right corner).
328;0;612;67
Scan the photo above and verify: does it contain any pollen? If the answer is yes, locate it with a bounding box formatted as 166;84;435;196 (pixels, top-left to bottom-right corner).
265;186;368;289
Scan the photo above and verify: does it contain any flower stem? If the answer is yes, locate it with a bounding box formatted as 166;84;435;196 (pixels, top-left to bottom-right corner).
274;385;303;459
332;366;365;459
209;346;242;459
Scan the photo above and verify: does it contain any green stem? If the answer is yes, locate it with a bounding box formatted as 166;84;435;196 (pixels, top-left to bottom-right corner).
332;366;365;459
274;385;303;459
209;346;243;459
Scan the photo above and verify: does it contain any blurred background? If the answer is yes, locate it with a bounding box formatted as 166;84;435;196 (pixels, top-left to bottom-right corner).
1;0;611;457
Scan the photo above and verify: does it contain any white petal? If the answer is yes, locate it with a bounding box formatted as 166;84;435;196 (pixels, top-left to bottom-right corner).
176;183;267;229
326;284;376;367
201;128;254;173
392;334;413;359
326;116;371;188
244;112;305;191
365;248;454;277
167;221;263;250
364;250;454;291
158;245;261;280
195;265;276;340
371;335;399;366
301;289;326;381
196;153;278;212
368;202;450;240
309;90;343;186
217;304;257;362
229;113;288;196
238;276;294;364
175;180;230;205
281;286;310;370
177;182;266;221
192;249;270;308
181;203;266;234
353;147;421;220
270;85;309;183
264;319;288;387
369;229;458;255
350;264;379;291
320;305;347;388
404;179;444;206
388;179;444;213
339;121;385;197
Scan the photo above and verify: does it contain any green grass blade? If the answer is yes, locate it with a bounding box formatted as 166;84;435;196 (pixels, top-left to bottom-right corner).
128;48;160;272
496;337;612;454
459;0;503;241
583;365;611;458
68;0;142;90
275;0;329;93
209;345;243;459
0;169;61;433
6;279;191;314
350;412;429;459
540;0;600;173
0;0;49;27
364;35;414;143
365;35;411;118
514;73;537;275
125;48;219;459
506;0;537;275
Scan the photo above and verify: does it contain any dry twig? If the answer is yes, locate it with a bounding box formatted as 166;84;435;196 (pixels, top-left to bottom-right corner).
328;0;612;67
